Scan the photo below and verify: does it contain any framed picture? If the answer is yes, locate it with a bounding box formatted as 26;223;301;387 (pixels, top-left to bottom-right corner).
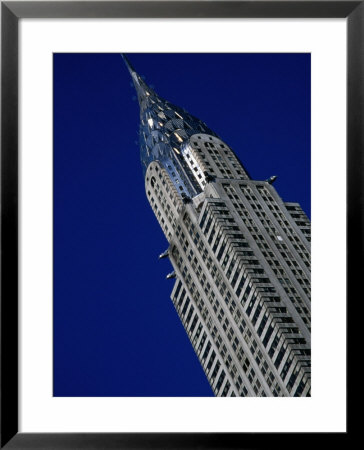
1;1;355;448
52;51;312;399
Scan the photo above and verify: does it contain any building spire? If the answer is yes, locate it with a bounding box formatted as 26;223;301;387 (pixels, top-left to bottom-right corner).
122;54;220;197
121;53;157;107
121;53;135;74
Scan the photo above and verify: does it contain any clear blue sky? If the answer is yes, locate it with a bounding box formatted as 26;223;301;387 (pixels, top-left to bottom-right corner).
53;53;310;396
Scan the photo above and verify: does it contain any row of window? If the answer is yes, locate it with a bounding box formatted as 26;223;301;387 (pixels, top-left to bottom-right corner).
172;279;240;396
245;185;310;268
190;136;247;181
172;241;260;396
285;203;311;241
222;183;311;327
146;163;184;240
180;209;291;395
257;186;311;257
192;199;311;394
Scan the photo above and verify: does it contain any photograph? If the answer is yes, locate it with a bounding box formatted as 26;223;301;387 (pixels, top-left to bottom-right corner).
53;52;311;397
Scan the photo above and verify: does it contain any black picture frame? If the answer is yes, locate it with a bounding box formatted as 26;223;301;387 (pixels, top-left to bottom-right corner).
1;1;356;448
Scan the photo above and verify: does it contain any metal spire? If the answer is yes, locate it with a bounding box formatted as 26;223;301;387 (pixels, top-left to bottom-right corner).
121;53;136;74
122;54;219;197
121;53;156;106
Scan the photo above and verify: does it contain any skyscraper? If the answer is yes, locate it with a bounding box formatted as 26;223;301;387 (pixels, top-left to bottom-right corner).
124;54;311;397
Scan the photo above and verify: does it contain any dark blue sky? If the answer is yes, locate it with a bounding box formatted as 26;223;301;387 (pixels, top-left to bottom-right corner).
53;53;310;396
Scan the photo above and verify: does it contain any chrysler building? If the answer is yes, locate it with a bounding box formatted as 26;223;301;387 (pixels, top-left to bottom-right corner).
123;54;311;397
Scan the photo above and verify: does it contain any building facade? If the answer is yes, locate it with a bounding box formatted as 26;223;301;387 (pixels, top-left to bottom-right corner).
123;55;311;397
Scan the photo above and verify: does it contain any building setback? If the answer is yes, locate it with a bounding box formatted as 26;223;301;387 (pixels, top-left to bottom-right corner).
123;55;311;397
